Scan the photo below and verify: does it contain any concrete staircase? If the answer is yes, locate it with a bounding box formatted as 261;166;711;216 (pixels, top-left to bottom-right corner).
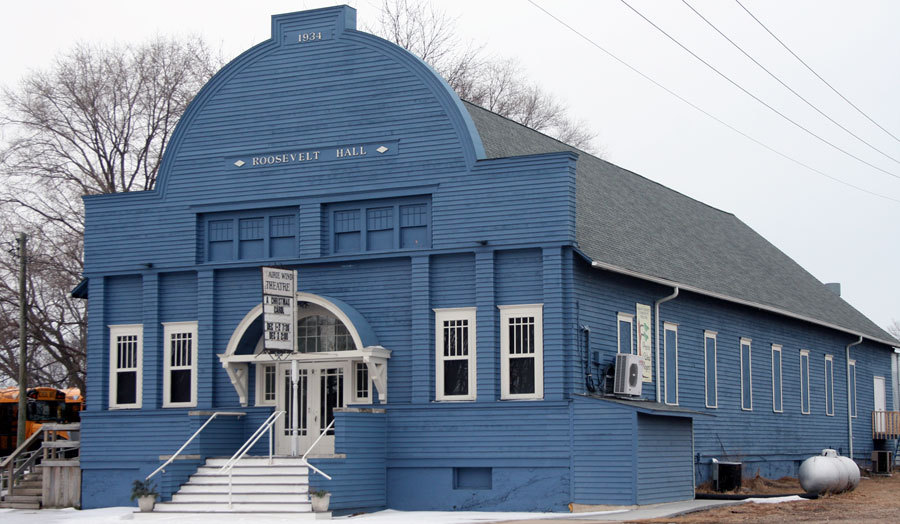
0;468;43;509
149;456;316;515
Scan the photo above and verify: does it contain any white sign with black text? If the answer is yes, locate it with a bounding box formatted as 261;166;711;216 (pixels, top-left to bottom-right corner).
262;267;296;352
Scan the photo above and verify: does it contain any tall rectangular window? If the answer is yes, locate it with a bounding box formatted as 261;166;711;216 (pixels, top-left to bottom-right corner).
617;313;634;354
499;304;544;400
771;344;783;413
255;363;276;406
825;354;834;416
740;338;752;411
704;331;717;408
163;321;198;408
663;323;678;405
109;324;143;409
800;350;811;414
435;308;476;401
353;362;371;404
849;359;857;418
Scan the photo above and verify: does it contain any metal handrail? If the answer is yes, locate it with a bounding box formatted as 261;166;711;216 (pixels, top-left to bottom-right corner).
147;412;228;481
301;419;334;481
219;410;285;508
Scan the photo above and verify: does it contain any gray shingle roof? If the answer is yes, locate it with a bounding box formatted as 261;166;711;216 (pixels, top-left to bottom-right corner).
463;101;897;345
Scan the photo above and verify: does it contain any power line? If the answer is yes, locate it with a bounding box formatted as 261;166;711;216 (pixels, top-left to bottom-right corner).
682;0;900;168
735;0;900;147
524;0;900;205
618;0;900;182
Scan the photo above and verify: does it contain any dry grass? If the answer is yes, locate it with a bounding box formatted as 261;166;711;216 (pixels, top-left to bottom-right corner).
638;473;900;523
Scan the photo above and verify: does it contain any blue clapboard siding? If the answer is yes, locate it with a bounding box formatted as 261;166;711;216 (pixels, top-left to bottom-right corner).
636;414;693;504
574;256;894;482
430;253;475;309
105;275;143;324
309;410;387;513
571;396;637;505
159;272;198;321
494;249;543;305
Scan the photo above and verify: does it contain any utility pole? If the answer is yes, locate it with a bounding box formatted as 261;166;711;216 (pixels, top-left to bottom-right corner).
17;233;27;448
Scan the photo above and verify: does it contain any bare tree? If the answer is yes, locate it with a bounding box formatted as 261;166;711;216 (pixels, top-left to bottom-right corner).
371;0;599;153
888;320;900;341
0;36;222;390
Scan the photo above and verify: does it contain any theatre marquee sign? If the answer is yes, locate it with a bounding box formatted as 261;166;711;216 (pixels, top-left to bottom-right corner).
262;267;296;353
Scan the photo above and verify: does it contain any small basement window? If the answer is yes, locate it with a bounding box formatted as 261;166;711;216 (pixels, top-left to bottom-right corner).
453;467;492;490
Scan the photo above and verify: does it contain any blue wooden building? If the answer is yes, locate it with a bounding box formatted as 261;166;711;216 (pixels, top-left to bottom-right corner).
76;6;899;514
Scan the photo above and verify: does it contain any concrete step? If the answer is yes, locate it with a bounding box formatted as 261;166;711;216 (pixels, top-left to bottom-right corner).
195;465;309;476
172;492;310;503
0;501;41;509
13;482;42;490
179;483;308;494
153;501;312;512
204;457;309;467
6;488;42;496
189;473;308;484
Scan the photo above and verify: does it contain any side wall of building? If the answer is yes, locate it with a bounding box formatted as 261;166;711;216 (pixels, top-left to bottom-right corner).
573;257;894;483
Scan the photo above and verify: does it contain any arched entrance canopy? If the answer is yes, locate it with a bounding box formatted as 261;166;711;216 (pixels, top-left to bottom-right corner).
217;292;390;406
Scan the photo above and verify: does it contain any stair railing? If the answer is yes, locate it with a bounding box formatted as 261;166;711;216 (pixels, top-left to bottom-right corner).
301;419;334;480
0;430;43;496
219;410;285;509
146;411;241;481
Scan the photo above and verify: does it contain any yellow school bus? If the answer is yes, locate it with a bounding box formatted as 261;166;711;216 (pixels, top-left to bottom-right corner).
0;387;81;455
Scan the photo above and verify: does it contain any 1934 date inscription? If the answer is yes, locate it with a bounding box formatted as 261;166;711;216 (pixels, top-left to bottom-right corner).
298;31;323;43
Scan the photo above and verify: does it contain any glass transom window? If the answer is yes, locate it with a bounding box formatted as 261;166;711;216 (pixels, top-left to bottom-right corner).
297;314;353;352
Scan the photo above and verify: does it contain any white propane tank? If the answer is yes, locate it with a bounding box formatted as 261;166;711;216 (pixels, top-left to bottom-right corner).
823;449;849;492
799;454;840;494
836;455;860;491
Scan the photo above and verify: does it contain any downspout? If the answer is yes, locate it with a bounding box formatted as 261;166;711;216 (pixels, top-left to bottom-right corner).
655;287;679;403
846;336;863;460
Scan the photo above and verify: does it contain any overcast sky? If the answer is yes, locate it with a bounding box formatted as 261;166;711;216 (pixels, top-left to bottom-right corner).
2;1;898;333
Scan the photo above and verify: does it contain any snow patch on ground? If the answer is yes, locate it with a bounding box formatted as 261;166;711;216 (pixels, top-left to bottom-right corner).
747;495;806;504
0;507;629;524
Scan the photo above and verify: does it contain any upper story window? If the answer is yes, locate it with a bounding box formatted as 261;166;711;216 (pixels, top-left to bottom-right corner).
616;313;634;354
109;324;143;409
704;331;717;408
163;321;198;408
326;196;430;254
202;208;297;262
499;304;543;400
435;307;477;401
799;349;811;414
740;337;752;411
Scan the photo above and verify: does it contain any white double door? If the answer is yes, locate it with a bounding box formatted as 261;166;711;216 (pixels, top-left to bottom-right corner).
274;362;347;456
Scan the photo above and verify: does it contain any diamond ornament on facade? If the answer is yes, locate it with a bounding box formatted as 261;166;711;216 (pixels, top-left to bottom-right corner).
234;160;246;167
376;146;389;154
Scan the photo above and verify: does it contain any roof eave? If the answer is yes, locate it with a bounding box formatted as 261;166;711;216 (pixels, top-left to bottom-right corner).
585;256;899;348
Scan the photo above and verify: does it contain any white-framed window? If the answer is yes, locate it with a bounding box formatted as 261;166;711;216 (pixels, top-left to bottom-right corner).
499;304;544;400
109;324;143;409
663;322;678;405
163;321;198;408
617;313;635;354
800;349;811;414
825;354;834;416
740;337;752;411
849;359;857;418
255;362;277;406
704;331;717;408
352;361;372;404
771;344;783;413
435;307;477;401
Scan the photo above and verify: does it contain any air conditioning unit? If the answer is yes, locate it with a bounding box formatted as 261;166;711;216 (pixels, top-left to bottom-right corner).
614;353;643;397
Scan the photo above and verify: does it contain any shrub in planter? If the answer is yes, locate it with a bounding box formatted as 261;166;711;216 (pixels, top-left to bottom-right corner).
310;489;331;512
131;479;159;512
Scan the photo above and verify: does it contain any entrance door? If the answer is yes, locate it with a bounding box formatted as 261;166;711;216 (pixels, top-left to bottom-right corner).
275;362;346;455
874;376;886;433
